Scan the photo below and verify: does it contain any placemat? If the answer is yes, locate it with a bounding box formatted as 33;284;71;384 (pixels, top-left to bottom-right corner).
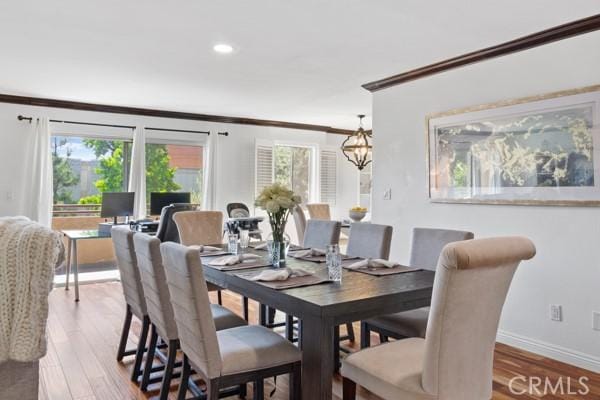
195;250;230;257
249;242;308;251
235;270;331;290
202;258;272;271
288;252;358;263
342;259;420;276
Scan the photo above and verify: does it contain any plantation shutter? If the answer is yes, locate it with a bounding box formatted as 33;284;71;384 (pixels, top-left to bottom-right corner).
255;139;274;196
319;148;337;205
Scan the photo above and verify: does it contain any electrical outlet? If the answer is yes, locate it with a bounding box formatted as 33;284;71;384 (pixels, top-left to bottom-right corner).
550;304;562;322
593;311;600;331
383;188;392;200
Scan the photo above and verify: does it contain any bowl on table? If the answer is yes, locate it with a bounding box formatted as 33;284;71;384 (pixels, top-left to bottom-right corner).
349;209;367;222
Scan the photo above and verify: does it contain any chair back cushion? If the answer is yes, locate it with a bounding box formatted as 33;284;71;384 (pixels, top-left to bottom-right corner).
111;226;147;319
160;242;222;379
134;233;178;341
156;203;196;243
346;223;393;260
292;206;307;245
173;211;223;246
302;219;341;249
306;203;331;220
409;227;474;270
421;236;535;399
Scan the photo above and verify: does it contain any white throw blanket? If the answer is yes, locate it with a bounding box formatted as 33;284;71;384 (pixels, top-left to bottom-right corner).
0;217;63;363
249;267;312;282
209;253;260;266
345;258;400;270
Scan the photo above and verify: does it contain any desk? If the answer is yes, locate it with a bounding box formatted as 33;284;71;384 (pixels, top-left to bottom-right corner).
201;247;434;400
62;229;111;302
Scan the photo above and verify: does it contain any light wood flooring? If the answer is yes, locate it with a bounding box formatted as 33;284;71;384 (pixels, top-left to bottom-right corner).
40;282;600;399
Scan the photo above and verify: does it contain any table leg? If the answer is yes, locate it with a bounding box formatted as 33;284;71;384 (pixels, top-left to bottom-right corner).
301;315;334;400
65;238;72;291
73;240;80;302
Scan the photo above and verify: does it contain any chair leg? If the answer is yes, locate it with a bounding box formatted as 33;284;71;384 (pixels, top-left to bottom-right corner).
259;303;267;326
379;333;389;343
141;325;158;391
217;290;223;305
333;326;340;372
159;340;178;400
285;315;295;342
345;322;355;342
342;377;356;400
297;320;303;350
253;379;264;400
360;321;371;349
177;356;191;400
117;305;133;361
131;315;150;382
242;296;249;321
289;362;302;400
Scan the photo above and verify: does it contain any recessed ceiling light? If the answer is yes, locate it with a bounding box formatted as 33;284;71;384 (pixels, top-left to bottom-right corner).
213;44;234;54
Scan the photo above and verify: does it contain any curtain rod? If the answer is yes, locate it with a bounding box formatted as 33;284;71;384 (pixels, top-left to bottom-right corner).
16;115;227;135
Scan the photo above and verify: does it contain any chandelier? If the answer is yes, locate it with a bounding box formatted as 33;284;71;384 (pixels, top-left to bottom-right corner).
341;114;372;170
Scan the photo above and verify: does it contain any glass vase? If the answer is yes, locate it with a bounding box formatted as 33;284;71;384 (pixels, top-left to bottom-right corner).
267;232;290;267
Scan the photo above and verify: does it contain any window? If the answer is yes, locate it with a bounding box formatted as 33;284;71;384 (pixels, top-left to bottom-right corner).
51;135;132;214
145;142;204;210
273;145;312;203
255;140;337;206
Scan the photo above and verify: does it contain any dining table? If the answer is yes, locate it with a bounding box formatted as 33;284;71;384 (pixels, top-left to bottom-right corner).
201;246;435;400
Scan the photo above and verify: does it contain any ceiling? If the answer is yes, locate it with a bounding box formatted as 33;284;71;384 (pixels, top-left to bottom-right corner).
0;1;598;130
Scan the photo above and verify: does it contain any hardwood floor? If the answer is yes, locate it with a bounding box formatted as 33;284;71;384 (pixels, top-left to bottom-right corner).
41;282;600;399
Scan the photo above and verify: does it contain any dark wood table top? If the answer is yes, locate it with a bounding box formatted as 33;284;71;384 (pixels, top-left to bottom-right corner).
201;247;435;323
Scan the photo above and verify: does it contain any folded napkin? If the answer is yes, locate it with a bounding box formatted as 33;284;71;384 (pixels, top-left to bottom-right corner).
345;258;400;270
189;245;222;253
253;242;268;250
249;267;312;282
209;253;260;266
290;248;326;258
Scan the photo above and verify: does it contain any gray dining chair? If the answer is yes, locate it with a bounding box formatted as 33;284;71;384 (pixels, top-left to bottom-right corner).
302;219;341;249
111;226;150;383
342;236;536;400
292;206;307;245
335;223;393;369
160;242;302;400
134;233;246;398
360;227;474;348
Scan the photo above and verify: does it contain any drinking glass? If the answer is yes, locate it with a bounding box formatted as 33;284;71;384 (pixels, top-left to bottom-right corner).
326;244;342;282
228;233;239;255
239;229;250;253
268;240;282;268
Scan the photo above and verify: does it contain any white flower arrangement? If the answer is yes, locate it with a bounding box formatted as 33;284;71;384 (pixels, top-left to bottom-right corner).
255;183;302;242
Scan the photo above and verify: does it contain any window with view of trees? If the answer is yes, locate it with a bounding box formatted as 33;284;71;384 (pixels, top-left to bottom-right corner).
273;145;312;203
51;136;203;216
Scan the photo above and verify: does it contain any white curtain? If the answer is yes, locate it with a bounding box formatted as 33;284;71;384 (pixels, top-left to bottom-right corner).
29;118;53;227
202;132;218;210
128;127;146;220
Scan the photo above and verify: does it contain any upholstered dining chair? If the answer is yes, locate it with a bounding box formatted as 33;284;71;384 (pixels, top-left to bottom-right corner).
335;223;393;368
342;236;536;400
302;219;341;249
111;226;150;383
360;227;474;348
292;206;307;245
161;242;302;400
133;233;246;398
306;203;331;220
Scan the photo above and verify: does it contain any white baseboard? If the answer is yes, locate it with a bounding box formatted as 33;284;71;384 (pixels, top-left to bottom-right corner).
497;330;600;373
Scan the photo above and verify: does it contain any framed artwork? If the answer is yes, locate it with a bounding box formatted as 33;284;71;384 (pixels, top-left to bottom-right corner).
427;85;600;206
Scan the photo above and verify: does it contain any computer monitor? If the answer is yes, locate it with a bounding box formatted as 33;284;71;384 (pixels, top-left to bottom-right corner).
100;192;135;224
150;192;191;215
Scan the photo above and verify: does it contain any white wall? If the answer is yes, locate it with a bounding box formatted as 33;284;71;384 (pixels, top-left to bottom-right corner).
0;103;359;240
371;31;600;371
